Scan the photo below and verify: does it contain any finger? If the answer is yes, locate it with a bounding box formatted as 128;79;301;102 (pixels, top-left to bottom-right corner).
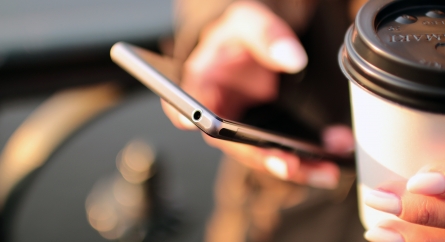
290;160;340;190
322;125;354;155
223;1;307;73
365;219;445;242
203;135;340;189
193;0;307;75
183;45;279;119
406;165;445;196
364;181;445;228
181;1;306;119
203;134;292;174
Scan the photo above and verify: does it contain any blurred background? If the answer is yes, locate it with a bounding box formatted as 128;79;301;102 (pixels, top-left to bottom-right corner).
0;0;222;241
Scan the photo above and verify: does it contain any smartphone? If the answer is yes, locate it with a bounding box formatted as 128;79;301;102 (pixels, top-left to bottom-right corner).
110;42;354;167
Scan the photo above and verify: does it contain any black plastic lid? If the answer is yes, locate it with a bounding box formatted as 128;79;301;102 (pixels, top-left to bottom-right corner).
340;0;445;113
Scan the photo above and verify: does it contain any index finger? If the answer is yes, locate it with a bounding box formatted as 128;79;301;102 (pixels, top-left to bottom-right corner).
368;181;445;228
203;135;340;189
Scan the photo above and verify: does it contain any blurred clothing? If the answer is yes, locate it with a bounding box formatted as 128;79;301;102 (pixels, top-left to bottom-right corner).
207;157;363;242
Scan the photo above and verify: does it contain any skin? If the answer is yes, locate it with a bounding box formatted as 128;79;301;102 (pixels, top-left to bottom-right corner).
162;0;352;188
369;168;445;241
164;0;445;240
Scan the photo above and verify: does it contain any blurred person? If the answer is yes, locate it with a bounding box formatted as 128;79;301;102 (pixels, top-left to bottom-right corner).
165;1;361;241
161;0;445;241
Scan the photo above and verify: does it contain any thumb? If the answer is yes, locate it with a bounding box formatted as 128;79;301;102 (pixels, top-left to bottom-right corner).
406;165;445;196
365;179;445;228
197;1;308;74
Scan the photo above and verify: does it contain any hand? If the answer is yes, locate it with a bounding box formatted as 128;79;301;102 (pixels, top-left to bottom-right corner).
163;1;354;189
164;0;307;124
363;166;445;241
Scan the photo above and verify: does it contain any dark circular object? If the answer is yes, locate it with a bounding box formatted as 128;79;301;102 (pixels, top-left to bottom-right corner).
339;0;445;113
192;110;202;122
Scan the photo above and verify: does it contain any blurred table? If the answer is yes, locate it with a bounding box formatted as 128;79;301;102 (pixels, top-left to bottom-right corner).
0;88;221;242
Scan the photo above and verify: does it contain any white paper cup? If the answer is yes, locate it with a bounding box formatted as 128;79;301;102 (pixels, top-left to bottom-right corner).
339;0;445;229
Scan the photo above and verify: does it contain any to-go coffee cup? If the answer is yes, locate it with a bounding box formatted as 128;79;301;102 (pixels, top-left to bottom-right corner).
339;0;445;229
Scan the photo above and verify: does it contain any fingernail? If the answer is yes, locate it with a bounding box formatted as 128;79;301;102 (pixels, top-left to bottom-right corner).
324;137;355;154
365;227;404;242
264;156;288;180
306;170;338;189
323;127;355;154
364;190;401;215
269;38;307;73
407;172;445;195
179;114;197;130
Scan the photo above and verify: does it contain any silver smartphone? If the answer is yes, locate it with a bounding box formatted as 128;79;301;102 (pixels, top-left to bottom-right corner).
110;42;353;166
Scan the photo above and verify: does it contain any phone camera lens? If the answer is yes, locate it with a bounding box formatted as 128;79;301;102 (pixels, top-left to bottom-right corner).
192;110;202;122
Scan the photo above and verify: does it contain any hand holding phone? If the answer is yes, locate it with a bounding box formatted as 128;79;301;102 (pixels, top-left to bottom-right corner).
115;2;356;189
109;1;354;189
110;2;355;189
110;42;353;168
